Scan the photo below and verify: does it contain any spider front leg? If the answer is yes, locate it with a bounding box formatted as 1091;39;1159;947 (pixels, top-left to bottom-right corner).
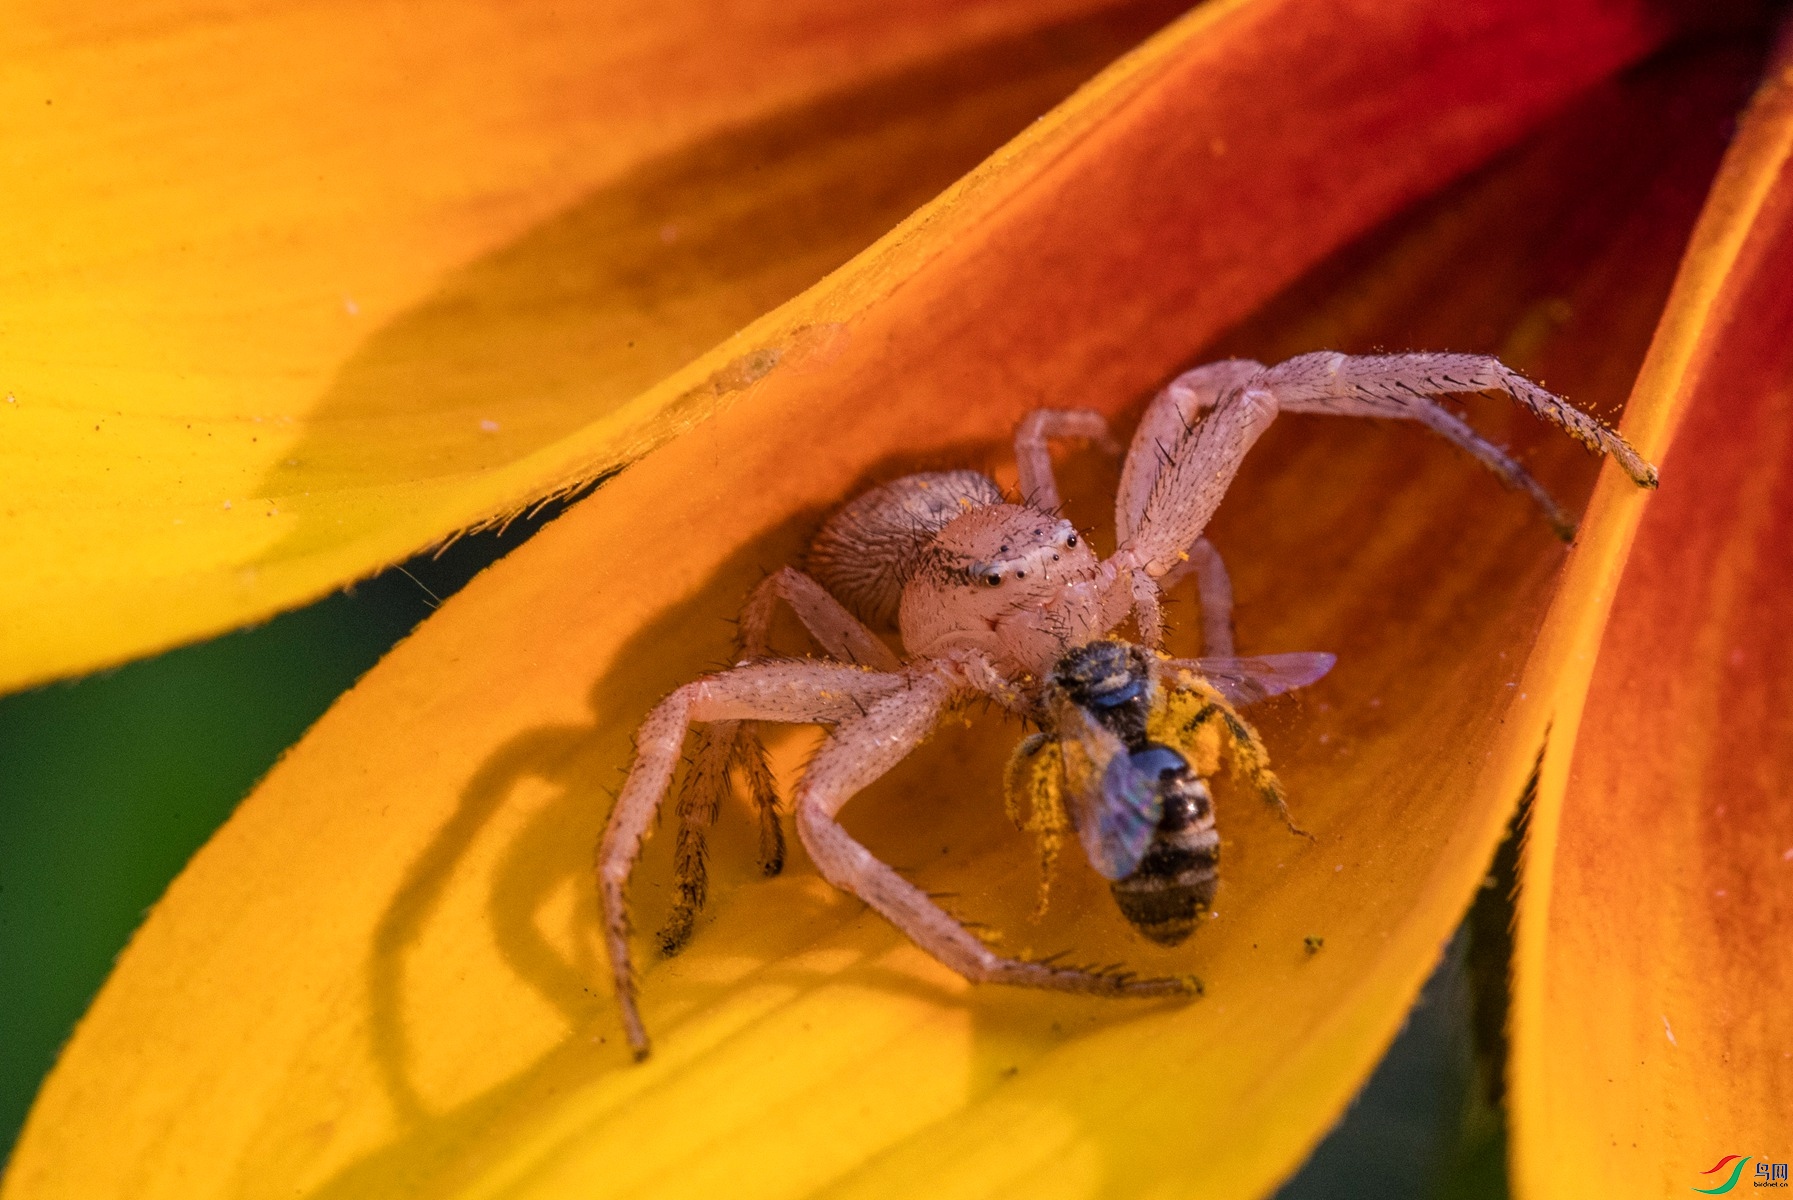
599;658;908;1059
1257;351;1654;538
1117;358;1264;543
1170;539;1236;657
794;667;1201;1002
1257;351;1656;485
1117;350;1658;579
1119;382;1284;584
1127;536;1236;656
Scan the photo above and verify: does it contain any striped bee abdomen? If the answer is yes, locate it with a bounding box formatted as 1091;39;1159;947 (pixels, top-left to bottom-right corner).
1109;743;1219;946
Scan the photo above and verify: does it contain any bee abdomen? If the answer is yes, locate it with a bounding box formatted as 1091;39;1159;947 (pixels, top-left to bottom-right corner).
1111;826;1220;947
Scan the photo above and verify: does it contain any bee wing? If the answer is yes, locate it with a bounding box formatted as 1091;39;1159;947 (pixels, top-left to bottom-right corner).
1174;652;1337;707
1056;704;1162;881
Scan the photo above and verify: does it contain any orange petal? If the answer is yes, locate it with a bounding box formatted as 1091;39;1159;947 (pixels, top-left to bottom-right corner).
1510;36;1793;1197
3;4;1735;1200
0;0;1180;693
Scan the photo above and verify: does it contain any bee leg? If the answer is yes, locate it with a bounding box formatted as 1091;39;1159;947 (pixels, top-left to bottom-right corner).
1004;733;1068;919
1213;700;1313;841
798;676;1199;1000
1175;695;1310;839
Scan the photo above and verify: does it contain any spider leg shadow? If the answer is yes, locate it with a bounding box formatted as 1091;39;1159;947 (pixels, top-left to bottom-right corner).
343;454;1189;1198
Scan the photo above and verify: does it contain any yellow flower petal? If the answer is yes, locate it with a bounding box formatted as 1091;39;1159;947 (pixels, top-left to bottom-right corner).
1511;39;1793;1198
0;0;1172;693
4;2;1732;1198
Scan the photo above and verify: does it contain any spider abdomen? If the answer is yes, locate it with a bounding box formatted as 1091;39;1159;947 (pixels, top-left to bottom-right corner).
806;470;1003;628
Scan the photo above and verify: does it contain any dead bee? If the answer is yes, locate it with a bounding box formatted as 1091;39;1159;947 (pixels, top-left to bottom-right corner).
598;351;1658;1058
1006;639;1332;944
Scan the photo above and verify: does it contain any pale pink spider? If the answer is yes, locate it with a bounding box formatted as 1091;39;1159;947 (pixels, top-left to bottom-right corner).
597;351;1657;1059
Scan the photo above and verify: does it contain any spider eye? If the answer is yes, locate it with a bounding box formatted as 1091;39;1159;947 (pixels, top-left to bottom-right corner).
984;573;1003;587
1065;533;1078;548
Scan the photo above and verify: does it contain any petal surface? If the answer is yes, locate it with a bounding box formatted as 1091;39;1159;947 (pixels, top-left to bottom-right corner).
4;4;1738;1200
1512;38;1793;1199
0;0;1175;693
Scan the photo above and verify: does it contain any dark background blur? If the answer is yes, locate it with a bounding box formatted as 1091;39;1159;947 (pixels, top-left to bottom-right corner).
0;506;1511;1197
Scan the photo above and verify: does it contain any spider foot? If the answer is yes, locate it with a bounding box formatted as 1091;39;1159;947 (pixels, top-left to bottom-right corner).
657;723;735;957
657;903;698;959
1077;963;1204;998
1005;954;1204;998
758;821;787;877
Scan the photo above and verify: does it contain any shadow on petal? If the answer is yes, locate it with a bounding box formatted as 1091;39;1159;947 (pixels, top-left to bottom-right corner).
251;2;1190;559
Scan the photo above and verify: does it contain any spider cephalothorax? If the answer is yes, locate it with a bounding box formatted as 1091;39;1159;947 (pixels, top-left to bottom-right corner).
597;351;1658;1059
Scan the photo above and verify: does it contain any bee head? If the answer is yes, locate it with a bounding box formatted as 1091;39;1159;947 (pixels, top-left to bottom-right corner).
1053;639;1152;744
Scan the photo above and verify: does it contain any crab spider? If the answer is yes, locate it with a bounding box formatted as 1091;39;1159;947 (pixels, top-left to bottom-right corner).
597;350;1657;1059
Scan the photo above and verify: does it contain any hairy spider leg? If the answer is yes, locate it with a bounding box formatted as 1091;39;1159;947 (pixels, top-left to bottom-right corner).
660;720;784;956
1118;358;1263;543
1013;406;1233;653
1012;407;1120;512
1122;385;1283;584
658;725;735;957
1127;535;1235;655
1255;351;1657;490
739;565;901;847
599;657;909;1059
738;566;900;671
1164;538;1236;658
1108;361;1270;650
1118;348;1659;583
659;566;903;955
1147;351;1654;542
794;667;1201;1004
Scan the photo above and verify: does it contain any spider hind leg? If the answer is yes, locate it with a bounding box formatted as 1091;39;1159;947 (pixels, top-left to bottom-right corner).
658;721;789;958
734;724;786;877
657;723;731;957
